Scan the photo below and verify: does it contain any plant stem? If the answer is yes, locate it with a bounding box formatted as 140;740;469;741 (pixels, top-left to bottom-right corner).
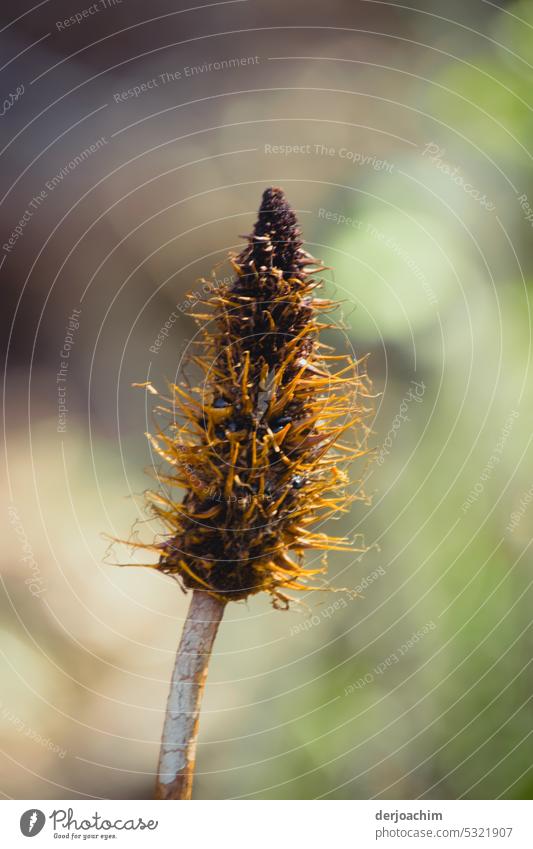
155;590;225;799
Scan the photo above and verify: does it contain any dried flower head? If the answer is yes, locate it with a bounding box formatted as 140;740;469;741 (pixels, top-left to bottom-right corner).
132;188;372;607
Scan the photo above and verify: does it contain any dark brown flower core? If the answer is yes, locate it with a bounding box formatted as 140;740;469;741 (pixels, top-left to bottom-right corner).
242;186;307;280
138;188;371;607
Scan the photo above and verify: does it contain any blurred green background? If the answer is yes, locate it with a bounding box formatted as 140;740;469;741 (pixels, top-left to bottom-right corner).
2;0;532;799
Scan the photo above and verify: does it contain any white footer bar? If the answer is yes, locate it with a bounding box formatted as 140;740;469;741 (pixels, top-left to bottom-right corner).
2;799;529;847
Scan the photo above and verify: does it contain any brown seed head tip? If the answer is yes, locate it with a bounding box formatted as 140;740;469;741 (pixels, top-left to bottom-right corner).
255;187;297;233
240;187;307;278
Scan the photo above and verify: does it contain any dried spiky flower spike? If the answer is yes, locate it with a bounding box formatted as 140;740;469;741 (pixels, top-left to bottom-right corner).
128;188;372;799
144;187;371;608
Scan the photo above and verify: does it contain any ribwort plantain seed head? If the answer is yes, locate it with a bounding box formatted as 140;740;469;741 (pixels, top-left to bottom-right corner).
132;188;372;608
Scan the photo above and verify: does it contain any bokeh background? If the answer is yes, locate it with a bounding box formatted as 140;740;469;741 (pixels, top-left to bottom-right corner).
2;0;533;800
